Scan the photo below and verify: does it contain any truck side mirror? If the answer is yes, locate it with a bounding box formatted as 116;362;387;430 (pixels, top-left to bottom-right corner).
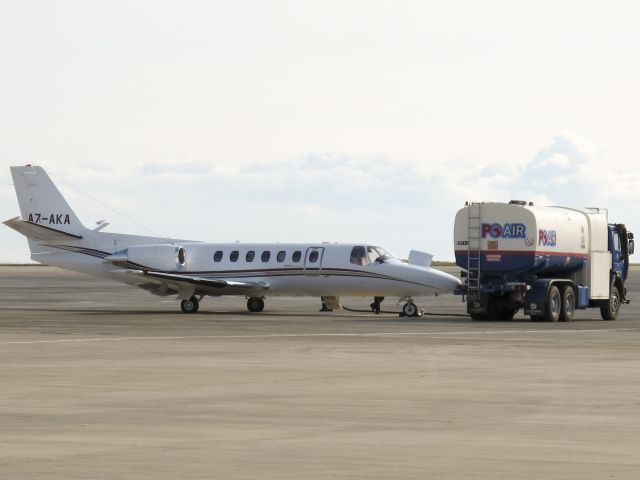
629;239;635;255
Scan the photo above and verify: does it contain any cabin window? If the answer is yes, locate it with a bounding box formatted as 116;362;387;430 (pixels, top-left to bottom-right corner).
367;246;385;264
277;250;286;262
350;246;368;265
246;250;255;262
292;250;302;262
308;250;319;263
213;250;223;262
230;250;239;262
261;250;271;262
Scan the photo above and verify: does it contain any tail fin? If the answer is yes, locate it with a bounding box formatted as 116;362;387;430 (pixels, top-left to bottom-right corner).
10;165;85;235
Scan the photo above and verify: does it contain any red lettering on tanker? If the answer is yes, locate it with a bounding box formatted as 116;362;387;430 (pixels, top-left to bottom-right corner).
488;240;498;250
538;229;557;247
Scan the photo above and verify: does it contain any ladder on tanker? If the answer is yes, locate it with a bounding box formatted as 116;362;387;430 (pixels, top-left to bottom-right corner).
467;202;483;301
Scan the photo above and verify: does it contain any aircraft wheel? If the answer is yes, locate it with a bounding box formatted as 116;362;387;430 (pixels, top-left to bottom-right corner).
560;286;575;322
402;301;419;317
600;285;620;321
181;296;199;314
247;297;265;313
544;286;561;322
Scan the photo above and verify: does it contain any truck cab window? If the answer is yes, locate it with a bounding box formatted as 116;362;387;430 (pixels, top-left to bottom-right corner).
613;231;621;251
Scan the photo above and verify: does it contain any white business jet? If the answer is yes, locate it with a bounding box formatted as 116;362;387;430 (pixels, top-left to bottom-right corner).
4;165;460;316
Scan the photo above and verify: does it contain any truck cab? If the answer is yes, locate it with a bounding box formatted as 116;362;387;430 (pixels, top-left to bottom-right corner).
609;223;634;299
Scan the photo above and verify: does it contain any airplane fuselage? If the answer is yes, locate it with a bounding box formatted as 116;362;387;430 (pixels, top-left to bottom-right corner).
5;165;461;314
41;239;458;298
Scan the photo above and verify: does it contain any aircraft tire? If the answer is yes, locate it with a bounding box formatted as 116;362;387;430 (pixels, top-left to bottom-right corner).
402;302;419;317
247;297;265;313
181;296;199;314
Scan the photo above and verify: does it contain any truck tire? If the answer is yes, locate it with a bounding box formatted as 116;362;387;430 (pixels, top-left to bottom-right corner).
600;285;620;321
560;286;575;322
499;307;518;321
486;295;518;321
544;285;561;322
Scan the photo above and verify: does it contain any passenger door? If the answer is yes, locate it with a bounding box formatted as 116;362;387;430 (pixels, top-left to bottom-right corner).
303;247;324;276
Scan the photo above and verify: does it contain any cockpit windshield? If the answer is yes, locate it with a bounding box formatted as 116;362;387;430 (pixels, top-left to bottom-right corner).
350;245;397;265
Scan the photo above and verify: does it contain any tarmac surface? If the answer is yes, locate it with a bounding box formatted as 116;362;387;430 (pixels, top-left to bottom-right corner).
1;265;640;479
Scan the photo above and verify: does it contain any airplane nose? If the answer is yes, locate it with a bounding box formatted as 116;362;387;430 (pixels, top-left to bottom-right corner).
433;269;461;292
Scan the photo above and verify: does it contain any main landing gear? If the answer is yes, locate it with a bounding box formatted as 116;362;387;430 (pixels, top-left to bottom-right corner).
180;296;200;314
247;296;265;313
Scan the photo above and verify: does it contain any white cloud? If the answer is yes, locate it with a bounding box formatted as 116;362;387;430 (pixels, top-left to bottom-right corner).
2;132;640;264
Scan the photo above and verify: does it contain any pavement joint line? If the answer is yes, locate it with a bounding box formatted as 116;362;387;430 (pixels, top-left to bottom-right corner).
2;328;640;344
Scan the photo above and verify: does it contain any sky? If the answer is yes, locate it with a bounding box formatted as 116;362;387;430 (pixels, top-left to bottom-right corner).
1;0;639;262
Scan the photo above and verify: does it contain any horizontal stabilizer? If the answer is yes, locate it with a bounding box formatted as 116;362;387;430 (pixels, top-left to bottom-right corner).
3;216;83;241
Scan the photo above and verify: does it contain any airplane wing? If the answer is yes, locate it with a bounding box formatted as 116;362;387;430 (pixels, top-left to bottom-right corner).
112;269;270;297
3;216;83;241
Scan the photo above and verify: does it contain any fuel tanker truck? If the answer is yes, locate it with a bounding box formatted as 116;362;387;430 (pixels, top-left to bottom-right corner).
454;201;634;321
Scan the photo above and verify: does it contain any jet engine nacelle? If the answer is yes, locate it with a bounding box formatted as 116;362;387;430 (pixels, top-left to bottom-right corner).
106;244;187;271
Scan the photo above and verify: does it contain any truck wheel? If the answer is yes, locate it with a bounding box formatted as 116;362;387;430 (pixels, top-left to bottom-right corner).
499;308;518;321
485;295;501;321
560;286;575;322
544;286;561;322
600;285;620;321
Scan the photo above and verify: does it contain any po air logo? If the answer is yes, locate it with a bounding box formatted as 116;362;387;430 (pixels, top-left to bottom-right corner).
538;229;557;247
481;223;527;239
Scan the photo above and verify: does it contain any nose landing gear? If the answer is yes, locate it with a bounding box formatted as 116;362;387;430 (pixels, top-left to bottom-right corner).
400;299;420;317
